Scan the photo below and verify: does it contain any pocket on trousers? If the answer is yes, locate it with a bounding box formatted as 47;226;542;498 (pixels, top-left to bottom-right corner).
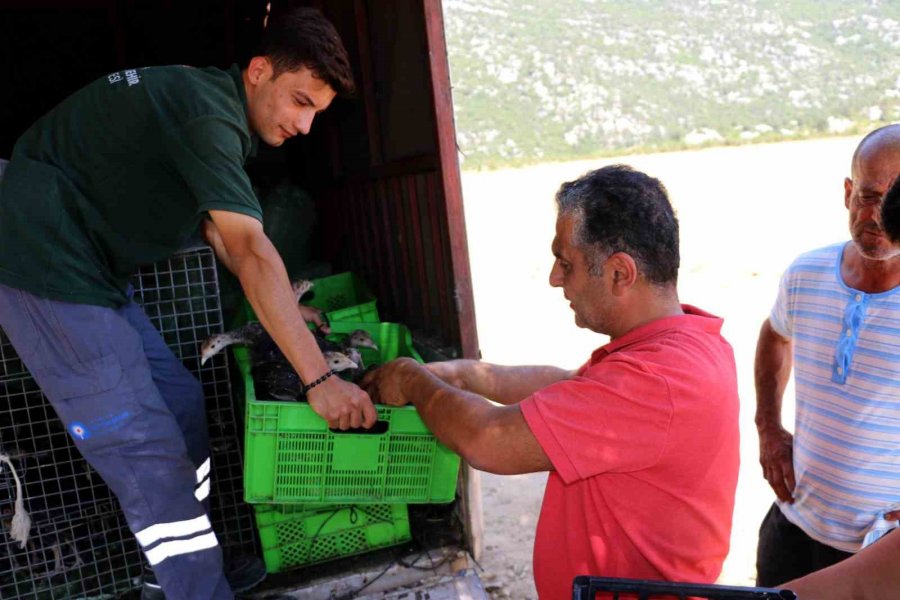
34;353;149;453
35;353;123;400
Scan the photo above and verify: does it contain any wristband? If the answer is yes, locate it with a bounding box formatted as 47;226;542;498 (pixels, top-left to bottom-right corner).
302;369;336;394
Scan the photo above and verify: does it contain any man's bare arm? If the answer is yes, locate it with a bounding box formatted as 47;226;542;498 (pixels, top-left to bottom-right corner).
206;210;376;429
204;219;331;334
425;360;573;405
755;318;796;503
201;218;234;272
361;358;552;474
784;532;900;600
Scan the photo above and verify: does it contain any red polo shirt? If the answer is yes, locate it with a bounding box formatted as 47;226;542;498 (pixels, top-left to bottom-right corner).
520;305;740;599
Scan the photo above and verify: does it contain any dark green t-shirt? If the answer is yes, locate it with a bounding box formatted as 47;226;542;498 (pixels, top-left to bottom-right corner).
0;64;262;307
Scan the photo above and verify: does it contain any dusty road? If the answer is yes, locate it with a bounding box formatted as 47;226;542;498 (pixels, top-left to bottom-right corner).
460;136;859;598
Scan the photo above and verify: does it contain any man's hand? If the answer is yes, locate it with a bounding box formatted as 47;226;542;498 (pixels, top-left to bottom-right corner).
363;358;553;474
359;357;421;407
755;318;794;503
298;304;330;334
759;425;796;503
306;376;377;430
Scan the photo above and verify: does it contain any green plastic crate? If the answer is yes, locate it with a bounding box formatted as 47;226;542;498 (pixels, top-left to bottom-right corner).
239;272;378;327
306;272;379;323
238;322;460;504
326;320;424;370
254;503;410;572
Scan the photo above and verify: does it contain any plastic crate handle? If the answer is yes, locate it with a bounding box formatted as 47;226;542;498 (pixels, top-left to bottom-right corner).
329;420;389;435
571;576;797;600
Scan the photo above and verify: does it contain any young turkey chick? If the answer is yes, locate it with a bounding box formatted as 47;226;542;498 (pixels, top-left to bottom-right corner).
251;351;358;401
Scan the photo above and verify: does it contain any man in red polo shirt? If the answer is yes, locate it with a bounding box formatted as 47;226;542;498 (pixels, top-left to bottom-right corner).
362;165;740;598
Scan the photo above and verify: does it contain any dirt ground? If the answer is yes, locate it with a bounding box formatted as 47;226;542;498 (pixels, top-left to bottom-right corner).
459;136;859;598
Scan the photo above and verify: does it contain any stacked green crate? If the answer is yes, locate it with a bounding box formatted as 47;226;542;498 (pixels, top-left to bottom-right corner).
240;272;379;326
237;273;459;572
304;272;379;323
237;322;460;504
254;503;411;572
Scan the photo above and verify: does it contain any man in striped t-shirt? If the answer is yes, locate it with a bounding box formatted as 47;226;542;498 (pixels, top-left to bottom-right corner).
754;124;900;585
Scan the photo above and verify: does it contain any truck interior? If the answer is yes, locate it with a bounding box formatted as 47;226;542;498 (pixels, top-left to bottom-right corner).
0;0;483;597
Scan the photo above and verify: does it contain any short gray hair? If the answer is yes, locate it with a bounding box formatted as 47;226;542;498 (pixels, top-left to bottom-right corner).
555;164;679;284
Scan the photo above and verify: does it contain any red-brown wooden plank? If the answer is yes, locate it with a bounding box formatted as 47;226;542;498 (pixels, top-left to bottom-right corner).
345;185;365;280
422;0;479;358
398;175;424;327
368;180;389;316
414;173;441;336
364;181;390;306
390;175;415;320
425;171;452;341
376;178;401;318
353;0;382;165
406;175;432;332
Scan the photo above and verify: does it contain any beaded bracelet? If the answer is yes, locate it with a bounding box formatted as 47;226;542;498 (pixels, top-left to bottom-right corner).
302;369;336;394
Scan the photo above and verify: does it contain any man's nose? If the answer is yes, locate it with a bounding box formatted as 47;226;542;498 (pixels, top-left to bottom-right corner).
549;264;562;287
296;110;315;135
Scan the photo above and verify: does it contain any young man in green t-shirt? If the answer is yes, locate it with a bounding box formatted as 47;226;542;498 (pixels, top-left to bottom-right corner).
0;8;375;600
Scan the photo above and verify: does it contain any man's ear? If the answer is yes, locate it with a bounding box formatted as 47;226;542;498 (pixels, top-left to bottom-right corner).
246;56;272;86
607;252;638;295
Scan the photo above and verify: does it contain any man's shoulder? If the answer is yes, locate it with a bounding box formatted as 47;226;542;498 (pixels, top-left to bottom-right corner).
138;64;230;89
605;310;731;362
600;317;736;390
588;335;723;380
138;65;243;124
778;243;845;288
786;242;845;272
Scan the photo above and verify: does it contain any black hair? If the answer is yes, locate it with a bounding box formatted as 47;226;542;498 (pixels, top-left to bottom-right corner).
881;173;900;244
555;165;680;285
258;7;356;96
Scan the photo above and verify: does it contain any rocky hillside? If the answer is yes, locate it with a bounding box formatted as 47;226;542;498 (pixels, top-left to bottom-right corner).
443;0;900;168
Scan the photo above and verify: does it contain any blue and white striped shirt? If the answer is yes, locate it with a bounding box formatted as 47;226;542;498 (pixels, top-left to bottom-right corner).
771;242;900;552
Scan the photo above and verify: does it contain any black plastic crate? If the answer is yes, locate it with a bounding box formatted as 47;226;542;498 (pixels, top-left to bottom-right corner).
572;577;797;600
0;376;119;525
0;246;257;598
0;511;143;599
